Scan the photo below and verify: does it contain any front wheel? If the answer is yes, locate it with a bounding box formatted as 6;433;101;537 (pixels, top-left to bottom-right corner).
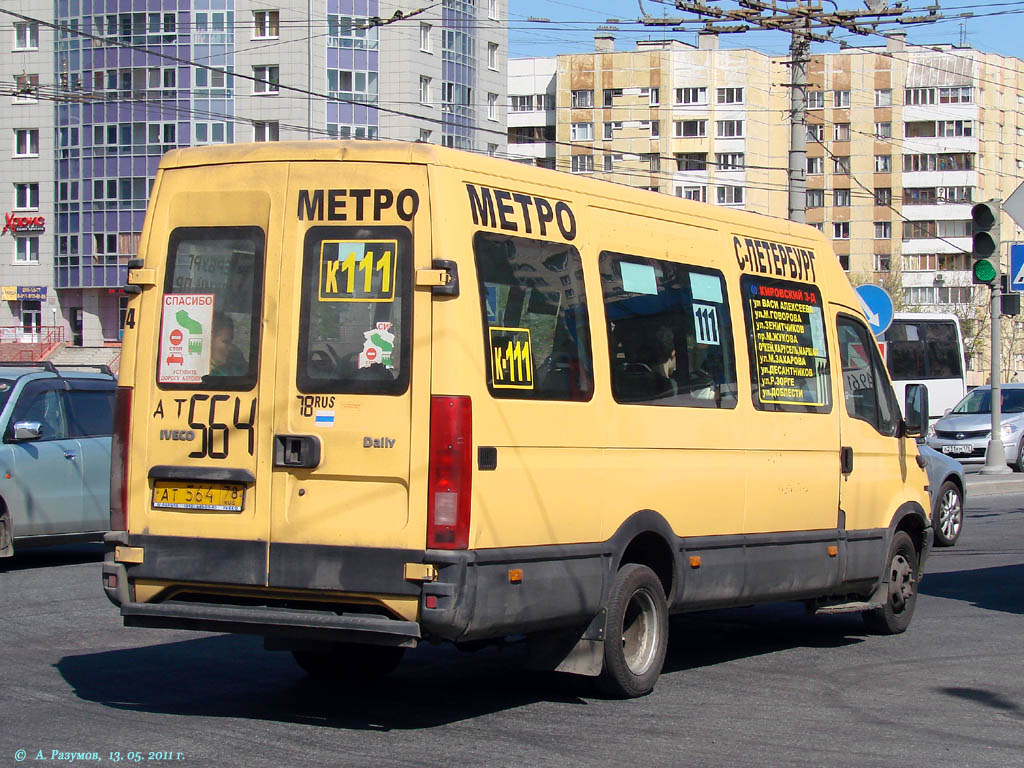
1013;441;1024;472
932;481;963;547
863;531;919;635
597;563;669;698
292;642;405;682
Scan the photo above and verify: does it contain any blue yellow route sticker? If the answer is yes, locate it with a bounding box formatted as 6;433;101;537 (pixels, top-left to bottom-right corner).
318;239;397;302
488;326;534;389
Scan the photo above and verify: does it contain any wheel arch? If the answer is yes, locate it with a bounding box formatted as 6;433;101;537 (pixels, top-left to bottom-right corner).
607;510;680;606
0;495;11;557
889;499;930;574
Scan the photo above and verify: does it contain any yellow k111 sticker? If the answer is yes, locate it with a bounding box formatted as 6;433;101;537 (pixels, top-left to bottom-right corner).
489;326;534;389
319;239;397;302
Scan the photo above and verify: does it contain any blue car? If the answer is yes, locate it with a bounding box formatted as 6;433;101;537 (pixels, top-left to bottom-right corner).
0;363;116;558
918;444;966;547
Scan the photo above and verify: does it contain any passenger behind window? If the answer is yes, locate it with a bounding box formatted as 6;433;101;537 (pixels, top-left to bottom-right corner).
209;313;248;377
616;325;679;402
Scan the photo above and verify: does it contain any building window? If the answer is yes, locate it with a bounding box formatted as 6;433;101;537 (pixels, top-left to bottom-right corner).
874;122;892;139
938;86;972;104
716;185;743;205
807;157;823;174
604;154;615;172
675;87;707;105
875;187;891;206
420;76;431;105
603;88;622;107
649;120;660;137
675;153;706;171
806;91;824;109
648;87;660;106
716;87;743;104
14;22;39;50
833;156;850;174
252;65;279;94
571;89;593;108
874;155;892;172
571;154;594;174
419;129;431;143
487;42;499;71
807;124;824;142
716;120;743;138
254;121;279;142
834;90;851;107
833;222;850;239
904;286;935;305
328;69;379;102
488;92;498;120
676;185;706;202
488;0;498;20
14;129;39;157
641;153;660;172
675;120;707;138
833;123;850;141
875;89;892;106
252;10;279;39
834;189;851;207
874;221;891;239
420;23;431;52
13;73;39;103
571;122;593;141
14;182;39;209
807;189;823;208
15;236;39;263
937;120;973;138
874;254;891;272
716;153;744;170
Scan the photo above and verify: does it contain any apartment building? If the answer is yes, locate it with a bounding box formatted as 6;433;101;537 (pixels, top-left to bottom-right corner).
0;0;506;347
509;35;1024;372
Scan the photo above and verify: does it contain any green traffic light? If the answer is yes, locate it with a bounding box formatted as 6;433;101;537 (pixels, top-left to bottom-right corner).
973;259;998;283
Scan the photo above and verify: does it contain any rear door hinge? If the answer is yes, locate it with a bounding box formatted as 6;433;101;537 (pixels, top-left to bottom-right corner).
404;562;438;582
415;259;459;297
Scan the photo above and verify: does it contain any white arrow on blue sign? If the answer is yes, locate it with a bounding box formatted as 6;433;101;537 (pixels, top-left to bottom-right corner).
855;284;894;337
1011;244;1024;293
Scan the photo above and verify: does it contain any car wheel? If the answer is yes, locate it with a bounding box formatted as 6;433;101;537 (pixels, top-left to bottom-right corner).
1014;440;1024;472
863;531;919;635
932;480;963;547
292;642;405;682
597;563;669;698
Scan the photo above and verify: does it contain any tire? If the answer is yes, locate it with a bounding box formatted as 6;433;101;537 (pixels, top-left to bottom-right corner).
292;642;405;682
932;480;963;547
1014;441;1024;473
597;563;669;698
863;531;919;635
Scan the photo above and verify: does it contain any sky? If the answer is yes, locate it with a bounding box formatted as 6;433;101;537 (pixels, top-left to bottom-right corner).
508;0;1024;61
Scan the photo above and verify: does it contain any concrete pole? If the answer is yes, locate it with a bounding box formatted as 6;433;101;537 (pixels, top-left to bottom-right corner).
982;280;1011;473
788;30;808;223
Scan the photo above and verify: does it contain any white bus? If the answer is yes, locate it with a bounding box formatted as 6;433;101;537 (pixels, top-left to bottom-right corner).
881;312;966;420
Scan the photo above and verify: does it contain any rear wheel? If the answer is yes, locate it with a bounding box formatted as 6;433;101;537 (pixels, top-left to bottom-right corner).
292;642;405;682
863;531;919;635
1014;441;1024;472
597;563;668;698
932;480;963;547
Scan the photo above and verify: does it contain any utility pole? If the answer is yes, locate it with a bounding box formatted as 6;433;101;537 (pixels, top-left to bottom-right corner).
639;0;942;223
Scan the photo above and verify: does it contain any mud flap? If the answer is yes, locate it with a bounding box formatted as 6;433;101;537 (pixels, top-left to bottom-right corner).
525;610;606;677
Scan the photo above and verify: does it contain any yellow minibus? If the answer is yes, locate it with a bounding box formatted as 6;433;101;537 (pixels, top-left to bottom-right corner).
104;141;932;697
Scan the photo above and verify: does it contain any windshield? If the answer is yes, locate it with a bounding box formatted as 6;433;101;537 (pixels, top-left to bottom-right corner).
952;388;1024;414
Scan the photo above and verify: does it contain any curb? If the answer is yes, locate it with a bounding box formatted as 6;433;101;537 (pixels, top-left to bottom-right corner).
964;475;1024;497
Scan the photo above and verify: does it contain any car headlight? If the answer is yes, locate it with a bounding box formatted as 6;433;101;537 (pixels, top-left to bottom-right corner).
1001;423;1020;440
927;422;936;438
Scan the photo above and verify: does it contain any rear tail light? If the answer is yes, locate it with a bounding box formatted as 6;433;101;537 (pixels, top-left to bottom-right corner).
110;386;132;531
427;396;472;550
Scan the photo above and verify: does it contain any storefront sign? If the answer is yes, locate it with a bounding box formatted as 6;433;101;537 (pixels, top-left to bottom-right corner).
2;212;46;234
1;285;47;301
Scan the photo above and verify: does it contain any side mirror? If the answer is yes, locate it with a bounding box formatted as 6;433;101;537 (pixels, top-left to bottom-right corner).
904;384;929;439
944;408;952;416
12;421;42;441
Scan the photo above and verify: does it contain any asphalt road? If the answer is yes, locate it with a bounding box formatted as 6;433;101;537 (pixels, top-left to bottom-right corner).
1;491;1022;768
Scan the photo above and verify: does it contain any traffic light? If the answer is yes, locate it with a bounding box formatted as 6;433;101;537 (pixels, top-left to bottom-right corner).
971;200;1001;285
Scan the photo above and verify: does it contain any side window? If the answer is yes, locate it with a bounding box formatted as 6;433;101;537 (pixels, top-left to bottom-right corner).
600;252;737;408
159;227;264;390
9;382;68;441
297;226;411;395
838;316;899;436
474;232;593;401
65;387;115;437
740;274;831;413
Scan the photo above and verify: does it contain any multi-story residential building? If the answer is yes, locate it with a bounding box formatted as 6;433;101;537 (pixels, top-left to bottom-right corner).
510;34;1024;375
0;0;506;349
507;57;555;168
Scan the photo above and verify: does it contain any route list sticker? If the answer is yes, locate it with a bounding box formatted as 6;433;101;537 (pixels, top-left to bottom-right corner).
743;276;830;409
159;294;214;383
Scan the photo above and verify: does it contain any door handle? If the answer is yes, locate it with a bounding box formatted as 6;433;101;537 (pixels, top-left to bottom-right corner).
273;434;321;469
64;450;77;460
840;446;854;474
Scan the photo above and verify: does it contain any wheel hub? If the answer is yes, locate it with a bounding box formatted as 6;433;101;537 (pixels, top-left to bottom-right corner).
621;588;659;675
888;553;914;612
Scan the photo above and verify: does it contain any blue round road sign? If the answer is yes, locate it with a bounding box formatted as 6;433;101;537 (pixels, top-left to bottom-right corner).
855;284;894;337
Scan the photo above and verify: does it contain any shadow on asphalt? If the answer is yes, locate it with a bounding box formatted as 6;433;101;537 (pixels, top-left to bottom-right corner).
919;563;1024;615
57;602;867;726
0;542;103;572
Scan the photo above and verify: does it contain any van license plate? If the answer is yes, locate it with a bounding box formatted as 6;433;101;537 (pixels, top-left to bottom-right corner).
152;481;245;512
941;445;972;455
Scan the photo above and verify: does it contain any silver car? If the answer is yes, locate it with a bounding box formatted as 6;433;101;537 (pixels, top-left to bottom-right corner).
918;444;966;547
925;384;1024;471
